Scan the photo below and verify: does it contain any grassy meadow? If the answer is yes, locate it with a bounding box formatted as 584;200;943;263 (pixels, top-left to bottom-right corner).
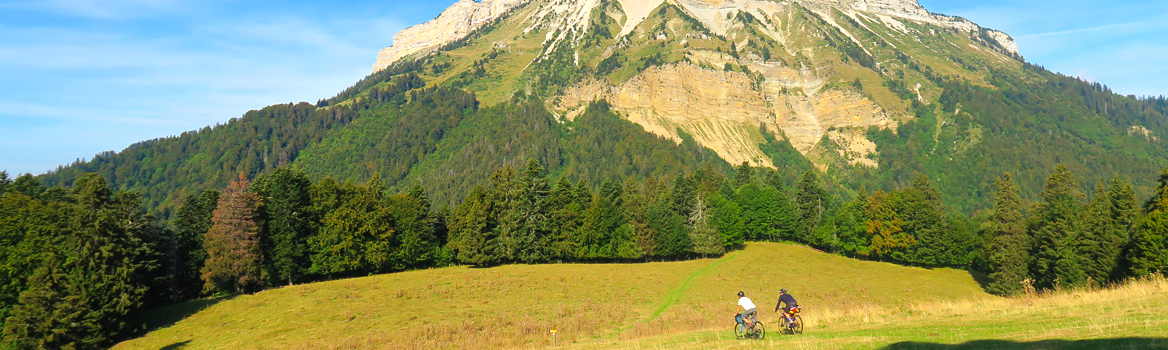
114;243;1167;349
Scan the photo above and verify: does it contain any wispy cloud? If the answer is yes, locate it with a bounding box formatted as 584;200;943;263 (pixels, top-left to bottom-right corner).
1018;21;1150;39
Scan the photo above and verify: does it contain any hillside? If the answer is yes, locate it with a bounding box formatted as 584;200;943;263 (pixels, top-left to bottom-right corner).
113;242;990;349
36;0;1168;216
114;242;1168;349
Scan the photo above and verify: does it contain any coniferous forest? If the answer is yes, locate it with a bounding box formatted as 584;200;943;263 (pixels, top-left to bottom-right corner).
3;158;1168;348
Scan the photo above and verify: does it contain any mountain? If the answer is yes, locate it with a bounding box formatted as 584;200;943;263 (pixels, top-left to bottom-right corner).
39;0;1168;215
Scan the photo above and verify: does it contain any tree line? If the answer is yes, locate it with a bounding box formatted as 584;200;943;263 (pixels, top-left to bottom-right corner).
3;159;1168;348
980;166;1168;295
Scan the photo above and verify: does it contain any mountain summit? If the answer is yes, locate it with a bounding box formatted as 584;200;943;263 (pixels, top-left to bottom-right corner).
369;0;1024;169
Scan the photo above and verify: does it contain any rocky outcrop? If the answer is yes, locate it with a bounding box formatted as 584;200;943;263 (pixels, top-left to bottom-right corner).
557;60;895;168
372;0;531;73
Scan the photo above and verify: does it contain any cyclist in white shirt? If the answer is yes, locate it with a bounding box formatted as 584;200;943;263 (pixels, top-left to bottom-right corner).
735;291;758;327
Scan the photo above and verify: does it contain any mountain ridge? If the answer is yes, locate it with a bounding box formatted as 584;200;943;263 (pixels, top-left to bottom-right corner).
372;0;1019;73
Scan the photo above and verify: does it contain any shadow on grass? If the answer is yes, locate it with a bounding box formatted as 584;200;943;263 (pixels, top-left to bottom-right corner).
882;337;1168;350
967;270;991;292
159;339;191;350
126;295;238;337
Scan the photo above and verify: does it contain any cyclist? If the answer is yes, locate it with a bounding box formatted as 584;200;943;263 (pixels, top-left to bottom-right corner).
773;288;799;323
735;291;758;328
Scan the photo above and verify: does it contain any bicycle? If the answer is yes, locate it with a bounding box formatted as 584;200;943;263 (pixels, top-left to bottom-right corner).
733;313;766;340
778;306;804;335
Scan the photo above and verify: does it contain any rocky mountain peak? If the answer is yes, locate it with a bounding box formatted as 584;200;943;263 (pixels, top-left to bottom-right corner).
372;0;1017;73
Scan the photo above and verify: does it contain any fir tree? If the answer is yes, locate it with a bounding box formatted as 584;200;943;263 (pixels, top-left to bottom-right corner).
1030;165;1087;289
202;173;264;294
985;173;1030;295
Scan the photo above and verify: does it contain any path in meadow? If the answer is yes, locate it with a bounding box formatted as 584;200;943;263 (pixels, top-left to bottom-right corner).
648;250;741;322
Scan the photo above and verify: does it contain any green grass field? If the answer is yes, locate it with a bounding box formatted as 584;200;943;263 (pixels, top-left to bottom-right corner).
115;243;1168;349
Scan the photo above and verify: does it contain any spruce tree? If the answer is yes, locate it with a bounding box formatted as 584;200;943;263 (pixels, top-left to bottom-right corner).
451;186;497;266
1129;167;1168;276
708;193;745;249
795;171;829;242
514;160;552;263
171;190;219;299
2;256;89;349
688;196;724;257
1108;176;1141;279
253;168;313;286
201;173;264;294
1079;183;1124;285
5;174;156;348
985;173;1030;295
1030;165;1087;289
733;162;755;189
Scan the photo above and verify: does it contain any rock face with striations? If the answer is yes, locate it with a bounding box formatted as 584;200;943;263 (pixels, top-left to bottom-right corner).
369;0;1019;170
372;0;531;72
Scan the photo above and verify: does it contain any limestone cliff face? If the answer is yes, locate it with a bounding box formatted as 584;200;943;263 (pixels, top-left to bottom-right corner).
371;0;1014;169
557;59;895;168
372;0;531;73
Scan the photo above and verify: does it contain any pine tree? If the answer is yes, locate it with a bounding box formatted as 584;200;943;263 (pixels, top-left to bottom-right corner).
1030;165;1087;290
253;168;314;286
985;173;1030;295
202;173;264;294
688;196;723;256
1129;167;1168;276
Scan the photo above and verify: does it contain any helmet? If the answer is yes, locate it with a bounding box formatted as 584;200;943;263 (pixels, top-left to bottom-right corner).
737;291;745;297
779;288;787;294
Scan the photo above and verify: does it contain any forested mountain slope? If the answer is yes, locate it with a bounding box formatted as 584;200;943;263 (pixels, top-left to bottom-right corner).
37;0;1168;215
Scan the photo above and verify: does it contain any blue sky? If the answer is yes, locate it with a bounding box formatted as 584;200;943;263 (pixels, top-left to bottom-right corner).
1;0;1166;175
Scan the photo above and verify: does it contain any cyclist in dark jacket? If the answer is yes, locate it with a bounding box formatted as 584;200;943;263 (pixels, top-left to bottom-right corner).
774;289;799;322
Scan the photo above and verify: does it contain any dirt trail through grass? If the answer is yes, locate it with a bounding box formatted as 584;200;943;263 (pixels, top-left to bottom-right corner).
648;251;741;322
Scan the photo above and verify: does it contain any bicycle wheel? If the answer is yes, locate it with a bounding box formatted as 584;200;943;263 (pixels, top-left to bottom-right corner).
754;321;766;340
734;322;747;340
791;315;804;335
